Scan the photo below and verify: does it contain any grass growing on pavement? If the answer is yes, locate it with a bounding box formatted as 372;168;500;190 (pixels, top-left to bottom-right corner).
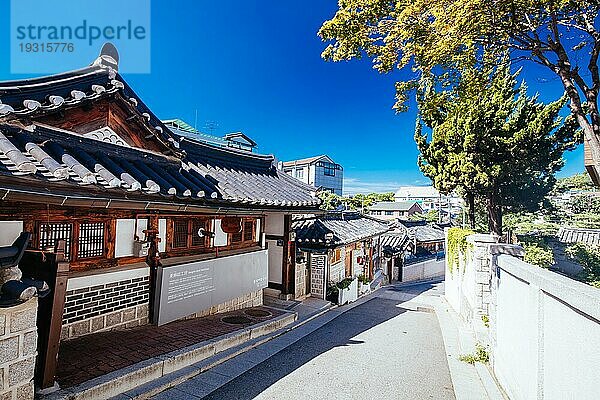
459;343;489;364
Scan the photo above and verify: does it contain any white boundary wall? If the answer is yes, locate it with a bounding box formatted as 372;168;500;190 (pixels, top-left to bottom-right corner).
492;254;600;400
445;232;600;400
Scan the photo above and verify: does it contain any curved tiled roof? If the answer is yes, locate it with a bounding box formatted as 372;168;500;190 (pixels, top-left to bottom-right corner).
0;50;320;211
293;212;389;248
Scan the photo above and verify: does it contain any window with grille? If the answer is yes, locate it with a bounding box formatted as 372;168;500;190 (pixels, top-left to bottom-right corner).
243;221;254;242
191;220;208;247
39;222;73;259
171;218;209;249
78;222;105;259
231;230;243;243
173;220;188;248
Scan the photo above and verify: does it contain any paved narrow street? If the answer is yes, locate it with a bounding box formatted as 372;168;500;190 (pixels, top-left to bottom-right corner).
155;281;456;400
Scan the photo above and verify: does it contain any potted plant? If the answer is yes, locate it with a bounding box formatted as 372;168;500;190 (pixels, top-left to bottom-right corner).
358;274;371;295
337;277;358;305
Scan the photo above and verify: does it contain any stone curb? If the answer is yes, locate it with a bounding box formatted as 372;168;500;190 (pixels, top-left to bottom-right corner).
117;303;336;400
41;311;297;400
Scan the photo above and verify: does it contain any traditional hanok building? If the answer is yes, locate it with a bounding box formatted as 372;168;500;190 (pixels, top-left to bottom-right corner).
292;212;389;299
0;45;320;372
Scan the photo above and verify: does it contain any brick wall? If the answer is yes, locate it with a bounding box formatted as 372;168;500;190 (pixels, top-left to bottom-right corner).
0;298;37;400
61;276;149;340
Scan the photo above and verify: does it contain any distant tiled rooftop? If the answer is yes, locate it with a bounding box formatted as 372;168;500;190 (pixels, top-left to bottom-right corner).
557;227;600;246
293;212;389;247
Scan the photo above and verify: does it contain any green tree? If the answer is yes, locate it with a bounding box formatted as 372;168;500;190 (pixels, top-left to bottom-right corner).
415;62;577;235
319;1;599;173
554;172;595;193
317;191;343;210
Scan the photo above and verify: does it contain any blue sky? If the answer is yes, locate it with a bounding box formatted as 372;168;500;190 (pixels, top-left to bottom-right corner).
0;1;584;195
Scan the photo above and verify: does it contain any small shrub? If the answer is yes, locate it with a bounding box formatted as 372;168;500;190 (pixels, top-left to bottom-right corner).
357;274;370;284
566;242;600;288
523;242;554;269
481;314;489;328
459;343;489;364
326;283;339;303
336;277;354;290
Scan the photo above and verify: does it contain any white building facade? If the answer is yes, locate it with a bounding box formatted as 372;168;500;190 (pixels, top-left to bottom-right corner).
281;155;343;195
394;186;463;215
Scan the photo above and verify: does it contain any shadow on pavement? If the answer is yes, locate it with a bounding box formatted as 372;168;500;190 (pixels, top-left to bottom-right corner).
202;297;409;400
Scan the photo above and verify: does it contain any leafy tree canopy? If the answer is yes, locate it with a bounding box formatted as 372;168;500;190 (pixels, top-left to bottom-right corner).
415;61;578;234
319;0;600;172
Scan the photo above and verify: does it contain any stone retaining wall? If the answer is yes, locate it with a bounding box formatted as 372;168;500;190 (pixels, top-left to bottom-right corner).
0;298;37;400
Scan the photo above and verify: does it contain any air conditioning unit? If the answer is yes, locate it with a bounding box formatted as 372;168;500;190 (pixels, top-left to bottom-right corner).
133;241;151;257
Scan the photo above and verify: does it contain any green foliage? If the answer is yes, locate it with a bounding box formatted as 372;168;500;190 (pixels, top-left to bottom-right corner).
326;282;339;303
565;243;600;287
566;194;600;215
336;277;354;290
415;61;577;235
318;0;598;135
409;209;439;222
523;242;555;269
481;314;489;328
553;173;594;193
357;274;371;284
318;191;343;211
447;227;474;273
505;212;560;236
317;191;396;211
459;343;489;365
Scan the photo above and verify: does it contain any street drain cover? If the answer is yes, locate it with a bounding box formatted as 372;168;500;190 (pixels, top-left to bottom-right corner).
244;309;272;318
221;315;252;325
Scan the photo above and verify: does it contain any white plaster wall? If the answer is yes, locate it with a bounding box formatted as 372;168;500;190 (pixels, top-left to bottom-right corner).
494;255;600;400
158;218;167;253
213;219;228;247
0;221;23;246
115;219;148;257
267;243;283;284
67;266;149;291
402;259;444;282
494;269;539;400
542;293;600;400
264;213;284;235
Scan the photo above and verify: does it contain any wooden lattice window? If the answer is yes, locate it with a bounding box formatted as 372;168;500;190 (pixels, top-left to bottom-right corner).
231;230;243;243
230;219;256;245
39;222;73;259
243;221;254;242
191;220;208;247
173;220;188;248
171;218;209;249
78;222;105;259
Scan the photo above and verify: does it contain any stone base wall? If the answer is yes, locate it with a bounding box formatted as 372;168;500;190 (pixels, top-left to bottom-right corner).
61;303;149;341
186;289;263;319
309;255;326;299
61;269;149;340
0;298;37;400
295;260;307;299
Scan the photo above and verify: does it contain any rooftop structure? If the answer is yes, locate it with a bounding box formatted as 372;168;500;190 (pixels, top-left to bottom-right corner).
281;154;343;195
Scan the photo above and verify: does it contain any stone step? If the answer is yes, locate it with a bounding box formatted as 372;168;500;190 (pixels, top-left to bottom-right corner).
42;312;297;400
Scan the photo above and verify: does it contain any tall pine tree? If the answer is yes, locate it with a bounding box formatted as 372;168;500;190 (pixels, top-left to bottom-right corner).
415;62;579;235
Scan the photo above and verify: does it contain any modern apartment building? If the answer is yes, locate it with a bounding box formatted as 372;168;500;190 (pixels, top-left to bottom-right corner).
281;155;343;195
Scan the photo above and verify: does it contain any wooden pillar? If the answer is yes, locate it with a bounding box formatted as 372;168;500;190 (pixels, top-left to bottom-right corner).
144;216;160;324
19;242;69;390
281;214;295;296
